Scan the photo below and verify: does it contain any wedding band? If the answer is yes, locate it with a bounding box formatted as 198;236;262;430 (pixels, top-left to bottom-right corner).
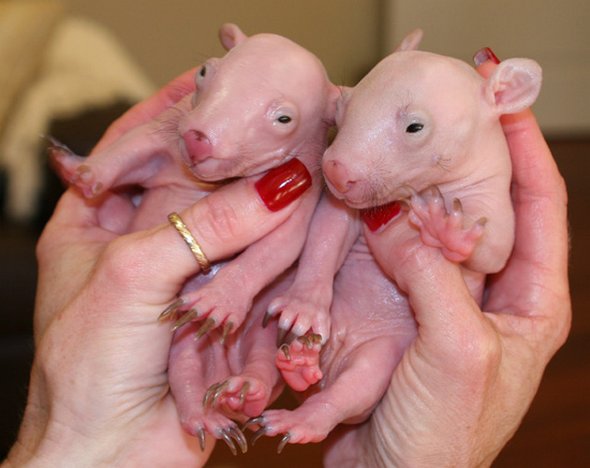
168;212;211;273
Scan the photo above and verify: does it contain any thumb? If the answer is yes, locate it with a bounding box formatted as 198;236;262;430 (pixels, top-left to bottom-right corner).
363;214;486;349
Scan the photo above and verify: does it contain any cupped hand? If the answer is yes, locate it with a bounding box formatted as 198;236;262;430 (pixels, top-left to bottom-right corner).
324;49;571;467
4;70;310;467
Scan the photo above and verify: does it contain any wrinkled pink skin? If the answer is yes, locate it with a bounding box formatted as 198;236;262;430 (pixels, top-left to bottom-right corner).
257;206;417;446
50;23;339;447
260;48;542;448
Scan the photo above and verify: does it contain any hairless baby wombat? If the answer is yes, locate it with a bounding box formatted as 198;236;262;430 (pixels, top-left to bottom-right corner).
50;23;339;453
251;35;542;451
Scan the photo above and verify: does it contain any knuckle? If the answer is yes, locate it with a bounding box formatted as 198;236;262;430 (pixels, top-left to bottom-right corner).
448;324;502;382
98;234;147;286
457;333;502;382
194;194;242;247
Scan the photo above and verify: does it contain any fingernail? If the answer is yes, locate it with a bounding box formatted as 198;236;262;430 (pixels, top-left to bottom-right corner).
360;201;402;232
255;158;312;212
473;47;500;67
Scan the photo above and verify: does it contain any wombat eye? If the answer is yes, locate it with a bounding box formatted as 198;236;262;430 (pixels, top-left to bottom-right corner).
277;115;292;124
406;122;424;133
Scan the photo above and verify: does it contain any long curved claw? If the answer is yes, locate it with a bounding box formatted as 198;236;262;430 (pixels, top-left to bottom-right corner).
242;416;265;432
203;383;219;408
262;310;273;328
227;426;248;454
296;333;323;349
279;343;291;360
196;427;206;452
285;331;298;345
45;135;72;152
276;327;288;347
310;333;322;344
195;317;216;340
238;381;251;406
219;428;238;456
171;308;198;331
277;432;291;454
210;380;230;407
203;380;229;408
158;297;184;322
220;321;234;344
250;426;267;447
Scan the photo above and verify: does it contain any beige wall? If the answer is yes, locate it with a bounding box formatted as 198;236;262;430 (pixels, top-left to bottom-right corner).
60;0;382;87
59;0;590;135
384;0;590;136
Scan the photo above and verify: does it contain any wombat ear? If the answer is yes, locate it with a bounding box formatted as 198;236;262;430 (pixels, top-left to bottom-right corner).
219;23;248;51
484;58;543;115
331;86;353;125
394;28;424;52
324;85;347;125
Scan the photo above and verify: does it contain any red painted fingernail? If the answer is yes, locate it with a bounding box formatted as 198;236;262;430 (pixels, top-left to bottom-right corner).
255;158;312;211
360;201;402;232
473;47;500;67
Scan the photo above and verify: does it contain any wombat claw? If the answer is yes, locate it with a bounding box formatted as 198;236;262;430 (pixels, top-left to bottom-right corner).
276;327;288;346
46;136;74;160
196;427;206;452
277;432;291;454
297;333;322;348
203;379;251;408
250;425;266;447
243;417;290;453
262;310;273;328
220;321;234;344
158;298;184;322
195;317;216;339
279;343;291;360
238;381;251;405
171;308;198;331
218;426;248;455
203;380;229;408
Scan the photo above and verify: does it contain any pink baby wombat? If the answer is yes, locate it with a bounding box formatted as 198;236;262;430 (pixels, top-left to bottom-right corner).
252;42;542;451
50;23;339;453
50;22;339;334
324;49;542;285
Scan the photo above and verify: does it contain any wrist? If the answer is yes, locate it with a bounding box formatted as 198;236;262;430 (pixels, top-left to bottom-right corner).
4;415;116;467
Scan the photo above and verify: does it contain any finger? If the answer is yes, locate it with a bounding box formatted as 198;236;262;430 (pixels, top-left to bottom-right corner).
364;215;483;343
93;67;197;152
474;48;570;318
106;161;311;304
40;188;135;242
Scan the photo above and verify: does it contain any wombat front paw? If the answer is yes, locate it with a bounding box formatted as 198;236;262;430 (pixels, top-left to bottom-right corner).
408;186;485;263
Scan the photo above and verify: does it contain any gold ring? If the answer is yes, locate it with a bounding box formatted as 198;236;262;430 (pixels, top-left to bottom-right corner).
168;212;211;274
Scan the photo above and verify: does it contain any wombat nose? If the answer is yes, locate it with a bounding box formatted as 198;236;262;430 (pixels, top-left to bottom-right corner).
322;159;357;194
182;130;213;163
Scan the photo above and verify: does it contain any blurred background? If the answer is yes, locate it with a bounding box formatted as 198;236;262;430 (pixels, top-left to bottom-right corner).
0;0;588;466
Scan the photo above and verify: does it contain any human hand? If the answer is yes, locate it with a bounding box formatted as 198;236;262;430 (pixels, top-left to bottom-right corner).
3;75;312;467
324;48;571;467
